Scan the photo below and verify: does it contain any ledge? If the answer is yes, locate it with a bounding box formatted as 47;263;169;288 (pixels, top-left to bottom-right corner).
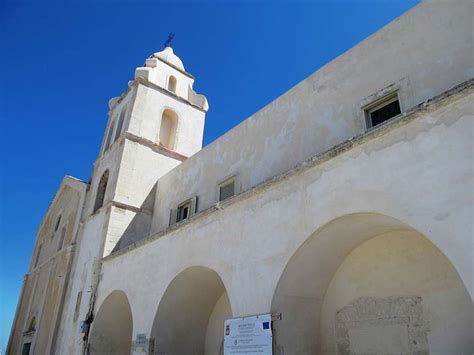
103;79;473;262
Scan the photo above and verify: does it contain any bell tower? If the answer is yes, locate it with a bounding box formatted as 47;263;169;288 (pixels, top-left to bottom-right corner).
88;45;209;256
50;45;210;354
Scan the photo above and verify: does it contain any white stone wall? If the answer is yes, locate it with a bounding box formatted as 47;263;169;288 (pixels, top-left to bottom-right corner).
128;83;205;158
95;86;473;354
149;0;473;236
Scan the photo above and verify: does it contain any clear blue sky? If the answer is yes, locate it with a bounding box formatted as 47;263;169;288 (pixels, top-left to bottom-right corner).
0;0;419;351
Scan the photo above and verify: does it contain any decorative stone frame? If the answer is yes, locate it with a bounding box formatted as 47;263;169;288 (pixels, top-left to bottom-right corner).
335;296;429;355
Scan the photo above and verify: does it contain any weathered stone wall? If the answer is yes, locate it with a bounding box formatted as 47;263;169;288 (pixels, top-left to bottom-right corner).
7;178;86;355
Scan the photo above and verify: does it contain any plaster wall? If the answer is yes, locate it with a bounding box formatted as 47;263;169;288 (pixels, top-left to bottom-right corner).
115;139;181;208
96;85;473;353
149;0;473;236
55;210;109;355
141;58;195;100
204;292;231;355
128;83;205;157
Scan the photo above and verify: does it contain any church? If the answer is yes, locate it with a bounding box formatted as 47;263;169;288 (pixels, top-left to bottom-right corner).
7;1;473;354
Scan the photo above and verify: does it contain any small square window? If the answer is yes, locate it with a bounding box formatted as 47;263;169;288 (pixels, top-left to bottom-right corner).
365;92;401;128
176;200;192;223
219;179;235;202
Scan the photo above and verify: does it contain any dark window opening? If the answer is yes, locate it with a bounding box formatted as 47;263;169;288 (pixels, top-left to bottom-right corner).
104;120;116;152
114;108;126;143
22;342;32;355
219;180;235;201
93;170;109;214
54;214;62;232
34;244;42;267
58;226;67;251
177;201;191;222
366;94;401;128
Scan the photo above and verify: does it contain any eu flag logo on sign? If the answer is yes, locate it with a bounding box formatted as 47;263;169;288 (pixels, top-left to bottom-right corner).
263;321;270;329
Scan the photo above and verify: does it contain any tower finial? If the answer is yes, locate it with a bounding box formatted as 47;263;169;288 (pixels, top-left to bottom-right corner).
164;33;175;48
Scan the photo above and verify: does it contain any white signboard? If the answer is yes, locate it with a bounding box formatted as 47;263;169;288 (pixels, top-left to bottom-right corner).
224;313;272;355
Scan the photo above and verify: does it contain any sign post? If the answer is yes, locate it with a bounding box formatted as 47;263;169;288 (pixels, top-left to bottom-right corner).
223;314;272;355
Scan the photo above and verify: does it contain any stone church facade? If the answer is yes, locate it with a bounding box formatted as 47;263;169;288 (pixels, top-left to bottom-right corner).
7;1;473;354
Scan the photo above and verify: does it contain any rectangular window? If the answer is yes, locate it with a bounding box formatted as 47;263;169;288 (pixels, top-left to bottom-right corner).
169;197;198;226
364;92;401;128
219;179;235;202
176;200;192;223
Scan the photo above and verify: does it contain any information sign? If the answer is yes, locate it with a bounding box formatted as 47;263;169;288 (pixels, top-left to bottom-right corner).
224;313;272;355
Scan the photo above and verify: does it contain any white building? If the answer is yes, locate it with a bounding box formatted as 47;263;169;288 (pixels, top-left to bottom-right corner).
7;1;473;354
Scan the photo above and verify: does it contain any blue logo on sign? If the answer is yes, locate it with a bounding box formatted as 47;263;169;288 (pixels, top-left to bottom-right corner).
263;321;270;329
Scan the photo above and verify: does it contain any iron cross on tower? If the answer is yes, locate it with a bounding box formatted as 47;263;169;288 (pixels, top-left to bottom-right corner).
164;33;175;48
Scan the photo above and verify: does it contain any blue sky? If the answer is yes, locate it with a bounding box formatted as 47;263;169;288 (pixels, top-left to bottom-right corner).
0;0;418;351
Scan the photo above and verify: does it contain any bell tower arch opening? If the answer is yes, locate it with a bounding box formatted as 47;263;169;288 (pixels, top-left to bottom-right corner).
158;109;178;150
168;75;177;93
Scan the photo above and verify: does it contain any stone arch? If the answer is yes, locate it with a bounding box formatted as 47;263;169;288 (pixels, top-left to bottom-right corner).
271;213;472;355
151;266;232;355
159;109;178;150
88;290;133;355
168;75;177;93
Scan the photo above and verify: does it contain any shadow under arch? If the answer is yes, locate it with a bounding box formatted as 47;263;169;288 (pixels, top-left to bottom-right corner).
271;212;472;355
88;289;133;355
151;266;232;355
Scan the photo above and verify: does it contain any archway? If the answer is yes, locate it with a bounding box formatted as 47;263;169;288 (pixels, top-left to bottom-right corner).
271;213;472;354
159;109;178;150
151;266;232;355
88;290;133;355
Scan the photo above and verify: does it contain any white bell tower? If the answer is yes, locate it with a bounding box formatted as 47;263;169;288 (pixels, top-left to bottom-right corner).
56;45;209;355
87;44;209;257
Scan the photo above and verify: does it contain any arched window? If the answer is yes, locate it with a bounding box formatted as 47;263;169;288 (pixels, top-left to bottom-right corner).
159;109;178;150
93;170;109;214
114;108;126;143
27;316;36;332
58;226;67;251
168;75;177;93
104;119;116;152
54;214;62;232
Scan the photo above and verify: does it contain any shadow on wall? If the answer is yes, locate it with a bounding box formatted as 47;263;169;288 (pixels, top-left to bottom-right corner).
150;266;232;355
112;184;157;253
88;290;133;355
271;213;473;355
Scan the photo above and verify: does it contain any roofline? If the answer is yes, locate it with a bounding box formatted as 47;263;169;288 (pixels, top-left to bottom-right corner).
154;55;195;79
36;175;89;235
